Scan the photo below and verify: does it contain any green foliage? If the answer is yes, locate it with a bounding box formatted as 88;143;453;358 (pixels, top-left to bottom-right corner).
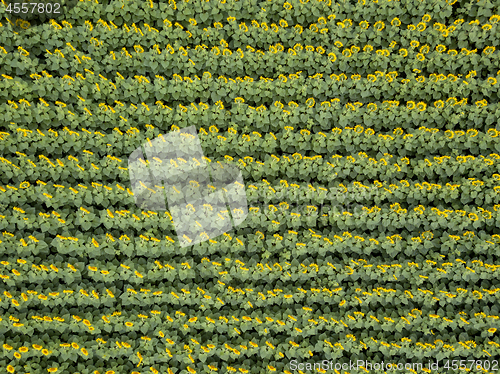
1;0;500;372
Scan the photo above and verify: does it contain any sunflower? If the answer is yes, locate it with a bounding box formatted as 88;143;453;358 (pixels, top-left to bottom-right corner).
359;21;369;29
483;46;496;55
342;49;352;57
416;102;427;111
407;101;416;110
374;21;385;31
391;18;401;27
410;40;420;48
334;41;343;48
468;213;479;221
399;48;408;57
447;49;458;56
417;22;426;31
488;129;499;138
434;22;445;31
434;100;444;109
446;97;458;106
466;70;477;78
436;45;446;53
305;98;315;107
422;14;431;22
419;45;430;54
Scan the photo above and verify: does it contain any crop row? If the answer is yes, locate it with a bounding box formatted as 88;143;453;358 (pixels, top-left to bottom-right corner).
1;310;499;354
3;2;499;54
2;191;500;231
1;251;499;287
4;40;498;80
1;97;495;133
3;123;500;161
0;331;498;374
1;282;499;314
1;175;498;209
1;148;499;187
5;307;500;336
1;224;497;259
2;69;499;110
3;0;494;32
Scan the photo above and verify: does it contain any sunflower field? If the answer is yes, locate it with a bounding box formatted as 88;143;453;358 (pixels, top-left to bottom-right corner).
1;0;500;372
